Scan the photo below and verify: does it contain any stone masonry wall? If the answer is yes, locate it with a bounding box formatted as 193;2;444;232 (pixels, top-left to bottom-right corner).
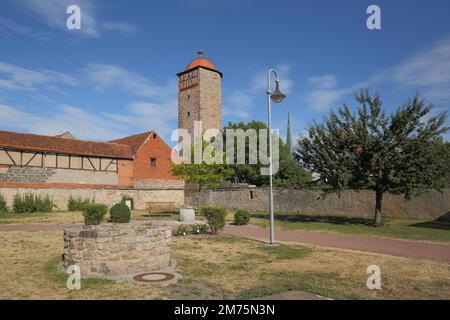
134;178;185;190
0;166;117;185
186;187;450;219
63;222;172;278
0;186;185;210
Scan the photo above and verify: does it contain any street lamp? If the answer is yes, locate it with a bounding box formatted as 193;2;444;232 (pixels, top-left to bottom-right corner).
266;68;286;245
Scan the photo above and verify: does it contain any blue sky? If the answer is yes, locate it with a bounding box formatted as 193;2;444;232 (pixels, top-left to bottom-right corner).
1;0;449;144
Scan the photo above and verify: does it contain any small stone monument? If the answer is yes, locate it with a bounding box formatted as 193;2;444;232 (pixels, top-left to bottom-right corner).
179;207;196;222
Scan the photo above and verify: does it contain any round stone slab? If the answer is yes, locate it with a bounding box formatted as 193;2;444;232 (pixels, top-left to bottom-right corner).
133;272;175;283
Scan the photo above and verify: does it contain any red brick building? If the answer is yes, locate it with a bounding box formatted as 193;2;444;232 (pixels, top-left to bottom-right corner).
0;130;181;190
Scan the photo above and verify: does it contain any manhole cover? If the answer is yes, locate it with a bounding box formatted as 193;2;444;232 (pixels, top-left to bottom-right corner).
133;272;175;283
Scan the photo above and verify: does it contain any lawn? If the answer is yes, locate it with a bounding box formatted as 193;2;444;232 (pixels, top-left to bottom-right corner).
247;211;450;243
0;231;449;299
0;210;191;225
1;209;449;243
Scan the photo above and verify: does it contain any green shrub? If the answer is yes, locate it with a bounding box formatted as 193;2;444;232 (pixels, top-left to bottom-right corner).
82;203;108;225
200;205;227;234
234;210;251;226
0;193;7;213
34;194;54;212
192;224;209;235
12;193;54;213
109;203;131;223
68;196;93;211
174;225;189;236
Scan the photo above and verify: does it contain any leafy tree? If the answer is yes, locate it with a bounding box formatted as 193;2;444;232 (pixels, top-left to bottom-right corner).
223;121;311;187
171;140;234;210
296;90;448;226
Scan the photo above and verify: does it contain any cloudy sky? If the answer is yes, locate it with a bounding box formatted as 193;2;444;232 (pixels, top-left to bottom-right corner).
0;0;449;143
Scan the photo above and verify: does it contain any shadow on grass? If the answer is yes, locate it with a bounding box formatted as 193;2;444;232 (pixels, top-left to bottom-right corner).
251;213;374;226
408;221;450;230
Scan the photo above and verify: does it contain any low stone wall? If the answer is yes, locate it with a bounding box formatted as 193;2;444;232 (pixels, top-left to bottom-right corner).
0;186;185;210
186;187;450;219
63;222;172;278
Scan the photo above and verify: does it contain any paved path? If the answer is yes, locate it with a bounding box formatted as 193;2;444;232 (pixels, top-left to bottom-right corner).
222;224;450;263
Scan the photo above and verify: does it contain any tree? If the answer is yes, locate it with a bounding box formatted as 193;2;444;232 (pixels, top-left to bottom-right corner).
171;140;234;210
223;120;311;187
296;90;448;226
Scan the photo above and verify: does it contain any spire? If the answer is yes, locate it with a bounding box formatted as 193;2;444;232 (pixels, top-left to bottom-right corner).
286;111;293;154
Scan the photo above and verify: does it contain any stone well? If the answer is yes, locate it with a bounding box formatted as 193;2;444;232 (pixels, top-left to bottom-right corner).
63;222;172;279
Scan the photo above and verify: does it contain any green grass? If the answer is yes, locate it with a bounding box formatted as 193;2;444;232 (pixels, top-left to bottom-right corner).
248;211;450;243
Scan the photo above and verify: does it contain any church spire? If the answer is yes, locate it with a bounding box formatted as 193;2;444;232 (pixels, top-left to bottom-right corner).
286;111;293;154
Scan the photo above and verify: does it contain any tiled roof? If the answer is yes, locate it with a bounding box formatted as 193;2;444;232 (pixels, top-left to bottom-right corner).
109;131;155;154
0;130;133;159
186;57;216;71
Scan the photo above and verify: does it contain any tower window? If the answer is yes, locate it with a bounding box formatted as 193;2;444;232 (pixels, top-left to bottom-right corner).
187;95;190;100
187;112;190;118
249;190;254;200
150;158;157;168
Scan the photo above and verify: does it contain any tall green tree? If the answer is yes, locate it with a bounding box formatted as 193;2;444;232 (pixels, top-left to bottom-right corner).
296;90;448;226
171;140;234;210
223;120;311;187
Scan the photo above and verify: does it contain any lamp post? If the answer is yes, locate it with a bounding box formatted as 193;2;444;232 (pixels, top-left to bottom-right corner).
266;68;286;245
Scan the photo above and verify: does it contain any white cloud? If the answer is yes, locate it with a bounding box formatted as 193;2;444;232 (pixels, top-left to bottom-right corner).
222;107;249;119
0;101;179;141
104;100;178;137
306;36;450;111
102;22;137;36
83;64;175;100
15;0;137;38
251;64;294;94
0;104;125;141
307;75;338;89
0;62;77;93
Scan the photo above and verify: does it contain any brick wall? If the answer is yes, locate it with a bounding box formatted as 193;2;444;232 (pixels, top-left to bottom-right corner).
118;159;134;188
186;187;450;219
133;133;180;181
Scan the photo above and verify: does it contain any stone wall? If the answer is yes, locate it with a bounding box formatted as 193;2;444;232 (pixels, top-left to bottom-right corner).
186;187;450;219
134;178;185;190
0;166;117;185
63;222;172;278
0;186;185;210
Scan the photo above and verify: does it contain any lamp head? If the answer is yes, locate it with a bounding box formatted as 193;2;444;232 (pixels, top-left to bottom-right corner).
271;80;286;103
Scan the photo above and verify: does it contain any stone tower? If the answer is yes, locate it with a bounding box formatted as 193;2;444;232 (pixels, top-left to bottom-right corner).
177;52;222;141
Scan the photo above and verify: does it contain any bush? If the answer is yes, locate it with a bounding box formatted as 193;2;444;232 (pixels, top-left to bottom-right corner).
68;196;93;211
0;193;7;213
174;225;189;236
192;224;209;235
34;194;54;212
109;203;131;223
200;205;227;234
82;203;108;225
234;210;251;226
12;193;54;213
